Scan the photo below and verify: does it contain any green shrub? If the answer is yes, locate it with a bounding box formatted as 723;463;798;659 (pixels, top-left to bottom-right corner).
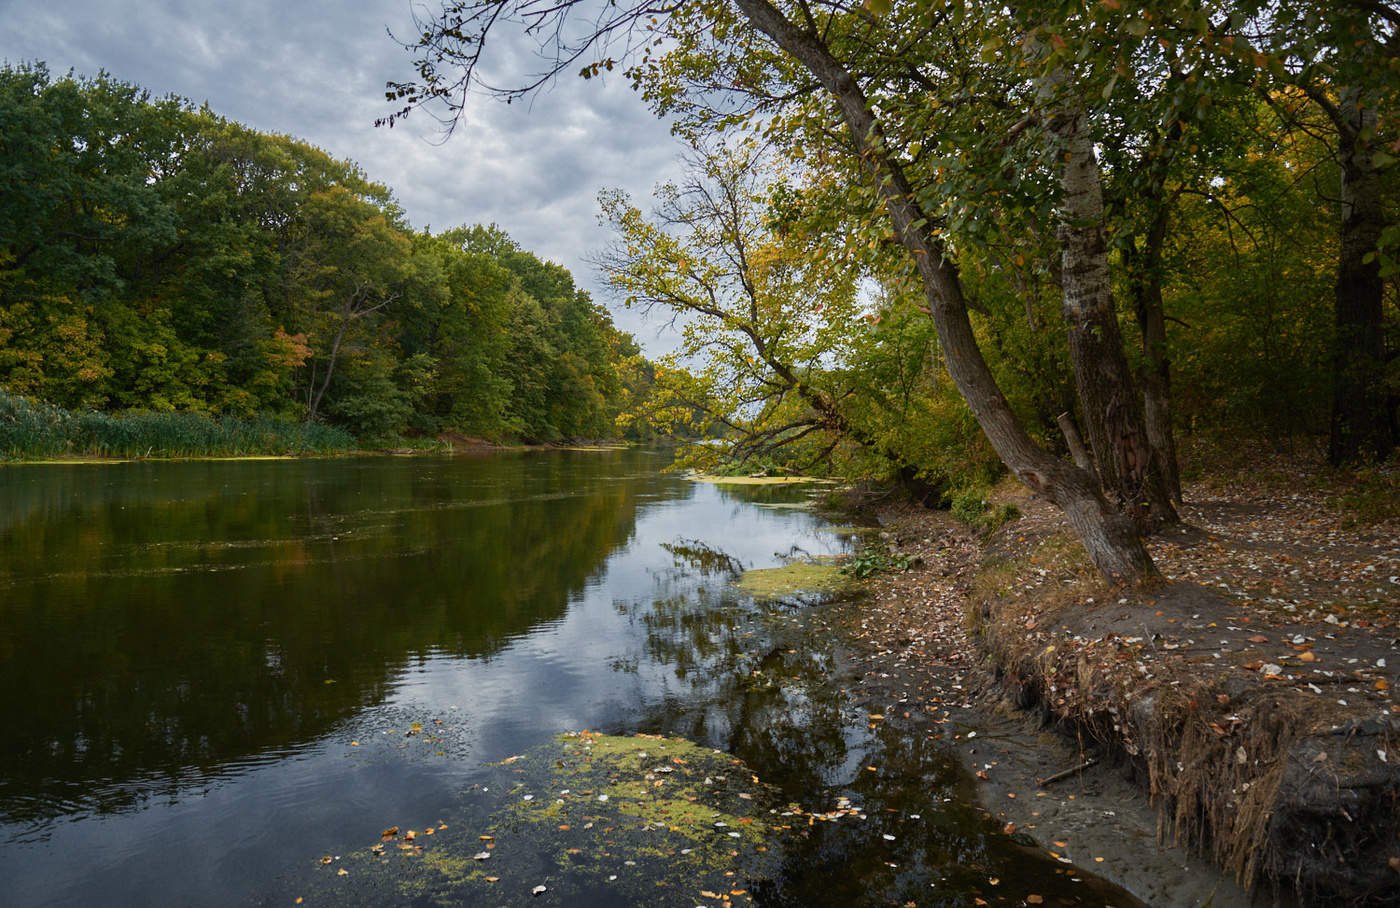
949;484;1020;533
842;544;915;579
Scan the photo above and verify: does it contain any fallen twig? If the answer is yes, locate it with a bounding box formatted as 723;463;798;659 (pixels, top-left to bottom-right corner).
1036;758;1097;787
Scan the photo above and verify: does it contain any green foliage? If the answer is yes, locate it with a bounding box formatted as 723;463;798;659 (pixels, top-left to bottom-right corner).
842;545;915;579
948;486;1021;534
0;390;72;458
0;388;351;459
0;64;646;448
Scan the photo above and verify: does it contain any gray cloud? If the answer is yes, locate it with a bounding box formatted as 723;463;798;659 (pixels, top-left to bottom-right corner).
0;0;685;352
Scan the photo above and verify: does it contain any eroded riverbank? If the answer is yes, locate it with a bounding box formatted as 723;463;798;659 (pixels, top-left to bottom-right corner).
844;455;1398;907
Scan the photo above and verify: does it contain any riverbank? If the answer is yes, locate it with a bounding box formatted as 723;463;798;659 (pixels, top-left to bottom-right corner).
835;450;1398;906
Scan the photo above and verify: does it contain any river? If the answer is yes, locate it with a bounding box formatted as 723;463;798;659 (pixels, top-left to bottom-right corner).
0;449;1137;906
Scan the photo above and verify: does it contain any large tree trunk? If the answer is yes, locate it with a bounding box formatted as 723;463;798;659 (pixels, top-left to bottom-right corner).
1329;88;1395;465
1055;110;1178;532
734;0;1158;587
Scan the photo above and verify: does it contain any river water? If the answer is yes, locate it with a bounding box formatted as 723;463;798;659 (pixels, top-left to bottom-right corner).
0;450;1137;906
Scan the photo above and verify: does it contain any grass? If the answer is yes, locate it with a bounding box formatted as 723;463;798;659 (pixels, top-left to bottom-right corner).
0;390;354;460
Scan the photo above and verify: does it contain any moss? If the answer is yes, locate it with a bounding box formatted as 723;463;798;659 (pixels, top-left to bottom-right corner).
688;473;833;486
734;561;854;599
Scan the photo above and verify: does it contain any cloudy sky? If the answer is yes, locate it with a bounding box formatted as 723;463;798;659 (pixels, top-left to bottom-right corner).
0;0;687;353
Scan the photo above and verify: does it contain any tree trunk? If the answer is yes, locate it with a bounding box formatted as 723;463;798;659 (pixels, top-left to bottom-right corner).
734;0;1158;587
1329;88;1395;465
1127;209;1183;505
1055;110;1178;531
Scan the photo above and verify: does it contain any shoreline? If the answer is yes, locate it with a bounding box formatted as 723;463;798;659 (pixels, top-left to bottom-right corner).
824;510;1253;907
828;457;1398;907
0;439;638;466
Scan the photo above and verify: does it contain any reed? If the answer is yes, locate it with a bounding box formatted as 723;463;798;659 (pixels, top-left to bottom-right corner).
0;390;354;459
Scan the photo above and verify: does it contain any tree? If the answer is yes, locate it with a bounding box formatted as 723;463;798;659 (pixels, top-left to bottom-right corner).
600;142;939;479
382;0;1167;583
1244;1;1399;464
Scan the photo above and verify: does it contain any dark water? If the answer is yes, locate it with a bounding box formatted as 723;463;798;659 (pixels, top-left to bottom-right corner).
0;450;1137;906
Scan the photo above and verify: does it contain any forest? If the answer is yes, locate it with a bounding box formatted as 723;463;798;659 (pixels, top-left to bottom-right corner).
379;0;1396;584
2;2;1396;578
0;62;653;455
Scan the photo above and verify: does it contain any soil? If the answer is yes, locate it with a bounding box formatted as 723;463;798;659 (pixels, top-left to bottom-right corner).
829;451;1399;907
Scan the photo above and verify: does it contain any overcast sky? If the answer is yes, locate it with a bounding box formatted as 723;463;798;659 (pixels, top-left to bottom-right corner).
0;0;687;353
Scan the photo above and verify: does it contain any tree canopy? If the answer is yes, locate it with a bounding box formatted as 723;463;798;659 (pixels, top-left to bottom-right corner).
383;0;1397;585
0;63;651;444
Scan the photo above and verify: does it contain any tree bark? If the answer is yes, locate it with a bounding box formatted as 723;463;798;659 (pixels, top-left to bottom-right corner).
1057;411;1094;472
1329;87;1395;465
733;0;1158;586
1127;208;1183;505
1054;109;1178;531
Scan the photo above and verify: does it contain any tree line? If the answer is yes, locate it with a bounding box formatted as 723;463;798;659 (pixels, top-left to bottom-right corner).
386;0;1395;586
0;63;652;446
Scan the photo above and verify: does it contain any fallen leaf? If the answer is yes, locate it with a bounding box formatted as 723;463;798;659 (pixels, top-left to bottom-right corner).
381;826;399;839
1248;634;1269;644
320;855;333;865
336;868;348;877
1028;896;1044;905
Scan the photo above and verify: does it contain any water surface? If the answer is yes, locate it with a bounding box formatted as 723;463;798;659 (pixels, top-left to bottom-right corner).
0;450;1135;905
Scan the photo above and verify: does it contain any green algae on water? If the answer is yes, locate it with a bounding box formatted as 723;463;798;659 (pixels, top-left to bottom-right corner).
293;732;793;905
734;560;855;600
687;473;833;486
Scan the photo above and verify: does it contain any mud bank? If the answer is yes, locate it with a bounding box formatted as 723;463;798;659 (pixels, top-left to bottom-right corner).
848;476;1399;906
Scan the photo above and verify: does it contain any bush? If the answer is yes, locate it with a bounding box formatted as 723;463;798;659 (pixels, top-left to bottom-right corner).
949;484;1020;533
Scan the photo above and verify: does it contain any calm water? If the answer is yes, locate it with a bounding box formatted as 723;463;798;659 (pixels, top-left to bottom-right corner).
0;450;1136;906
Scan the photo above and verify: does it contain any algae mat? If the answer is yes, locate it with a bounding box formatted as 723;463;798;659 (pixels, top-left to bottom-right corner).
733;560;855;600
288;732;794;906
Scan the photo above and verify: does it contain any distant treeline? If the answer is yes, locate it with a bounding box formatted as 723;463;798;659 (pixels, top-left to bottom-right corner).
0;63;654;445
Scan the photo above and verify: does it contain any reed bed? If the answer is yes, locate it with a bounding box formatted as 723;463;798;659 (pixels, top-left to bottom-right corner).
0;390;353;459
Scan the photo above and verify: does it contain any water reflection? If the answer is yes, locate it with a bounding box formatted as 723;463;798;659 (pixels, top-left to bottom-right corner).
0;452;654;825
0;456;1137;907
